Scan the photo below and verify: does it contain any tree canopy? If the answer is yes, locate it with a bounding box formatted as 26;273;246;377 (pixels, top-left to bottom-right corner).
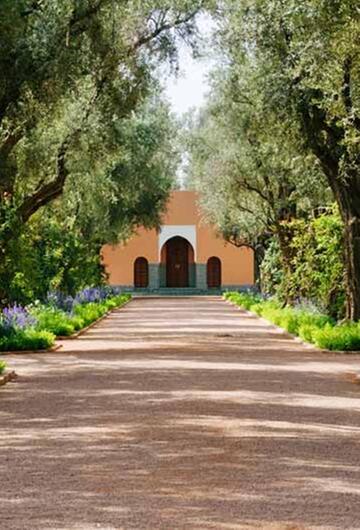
0;0;213;303
186;0;360;319
2;0;360;322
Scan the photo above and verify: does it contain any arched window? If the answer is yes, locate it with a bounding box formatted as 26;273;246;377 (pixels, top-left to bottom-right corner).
207;257;222;288
134;257;149;288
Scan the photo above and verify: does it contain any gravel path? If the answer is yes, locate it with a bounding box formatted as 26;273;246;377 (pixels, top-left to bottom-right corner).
1;296;360;530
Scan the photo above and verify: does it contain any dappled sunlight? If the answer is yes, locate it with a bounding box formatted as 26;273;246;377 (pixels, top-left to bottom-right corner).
174;415;360;439
303;477;360;496
2;297;360;529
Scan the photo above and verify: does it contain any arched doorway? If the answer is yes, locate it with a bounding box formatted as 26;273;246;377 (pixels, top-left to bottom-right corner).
163;236;194;288
207;257;222;288
134;257;149;288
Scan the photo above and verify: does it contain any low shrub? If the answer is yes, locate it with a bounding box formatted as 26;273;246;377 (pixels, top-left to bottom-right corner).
223;291;262;310
254;300;282;321
224;291;358;352
32;306;76;336
298;324;318;344
32;293;130;336
0;292;131;353
312;324;360;352
0;360;6;374
259;305;332;336
0;329;55;352
69;315;85;331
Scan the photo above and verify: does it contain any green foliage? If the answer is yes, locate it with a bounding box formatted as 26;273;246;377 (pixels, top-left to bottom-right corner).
3;213;104;305
32;294;130;337
72;294;130;329
224;292;360;352
0;0;207;304
224;291;261;310
258;305;332;336
185;53;330;249
259;240;283;297
1;95;178;306
217;0;360;320
312;325;360;352
73;302;108;327
0;329;55;352
259;209;346;318
289;210;346;319
32;307;78;337
0;360;6;374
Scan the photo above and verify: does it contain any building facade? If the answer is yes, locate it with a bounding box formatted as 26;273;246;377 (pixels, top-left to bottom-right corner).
102;191;255;292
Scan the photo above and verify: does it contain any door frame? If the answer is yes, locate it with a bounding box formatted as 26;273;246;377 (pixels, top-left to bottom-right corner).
163;236;193;288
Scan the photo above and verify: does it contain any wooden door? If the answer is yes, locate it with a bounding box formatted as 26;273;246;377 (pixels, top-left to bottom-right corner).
166;237;189;287
134;257;149;288
207;257;221;288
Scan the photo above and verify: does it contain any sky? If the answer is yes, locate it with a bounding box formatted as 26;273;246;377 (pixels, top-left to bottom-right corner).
165;47;213;116
164;14;216;117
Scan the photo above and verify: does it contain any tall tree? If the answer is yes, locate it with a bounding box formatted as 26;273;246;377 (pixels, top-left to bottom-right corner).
220;0;360;319
186;65;329;299
0;0;210;274
1;95;178;304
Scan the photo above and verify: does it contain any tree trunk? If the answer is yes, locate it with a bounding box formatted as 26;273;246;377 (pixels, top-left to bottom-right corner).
344;217;360;320
335;184;360;321
0;223;18;306
276;222;296;305
254;243;265;291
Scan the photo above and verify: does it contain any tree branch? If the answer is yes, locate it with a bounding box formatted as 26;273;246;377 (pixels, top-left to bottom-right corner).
0;130;23;168
69;0;111;38
342;56;360;132
17;77;107;223
238;176;271;204
342;56;353;116
133;8;201;51
20;0;44;17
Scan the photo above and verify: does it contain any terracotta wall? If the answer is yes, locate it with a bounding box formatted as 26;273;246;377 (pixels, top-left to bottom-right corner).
162;190;198;225
197;223;254;285
102;227;158;285
101;190;255;286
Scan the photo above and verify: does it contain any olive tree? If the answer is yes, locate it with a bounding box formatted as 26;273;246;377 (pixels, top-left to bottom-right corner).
220;0;360;319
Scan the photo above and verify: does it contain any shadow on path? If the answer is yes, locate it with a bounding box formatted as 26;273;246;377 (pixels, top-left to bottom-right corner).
1;297;360;530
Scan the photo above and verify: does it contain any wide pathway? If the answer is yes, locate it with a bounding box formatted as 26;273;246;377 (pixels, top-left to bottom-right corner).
2;297;360;530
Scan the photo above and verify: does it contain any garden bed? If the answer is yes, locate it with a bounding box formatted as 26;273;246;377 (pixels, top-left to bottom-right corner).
224;291;360;353
0;344;63;356
57;297;132;339
0;290;131;354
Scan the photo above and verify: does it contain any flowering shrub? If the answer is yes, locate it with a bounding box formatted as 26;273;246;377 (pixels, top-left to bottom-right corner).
46;286;123;312
0;304;37;336
46;291;74;313
74;287;108;306
0;289;130;351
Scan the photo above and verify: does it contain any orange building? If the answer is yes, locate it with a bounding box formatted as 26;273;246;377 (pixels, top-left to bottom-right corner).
102;191;255;292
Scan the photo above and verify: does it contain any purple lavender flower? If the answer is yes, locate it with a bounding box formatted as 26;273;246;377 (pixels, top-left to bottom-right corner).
74;287;109;306
47;286;118;313
0;304;37;335
46;291;74;313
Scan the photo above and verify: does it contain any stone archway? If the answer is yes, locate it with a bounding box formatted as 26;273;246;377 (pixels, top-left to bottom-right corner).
161;236;194;288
